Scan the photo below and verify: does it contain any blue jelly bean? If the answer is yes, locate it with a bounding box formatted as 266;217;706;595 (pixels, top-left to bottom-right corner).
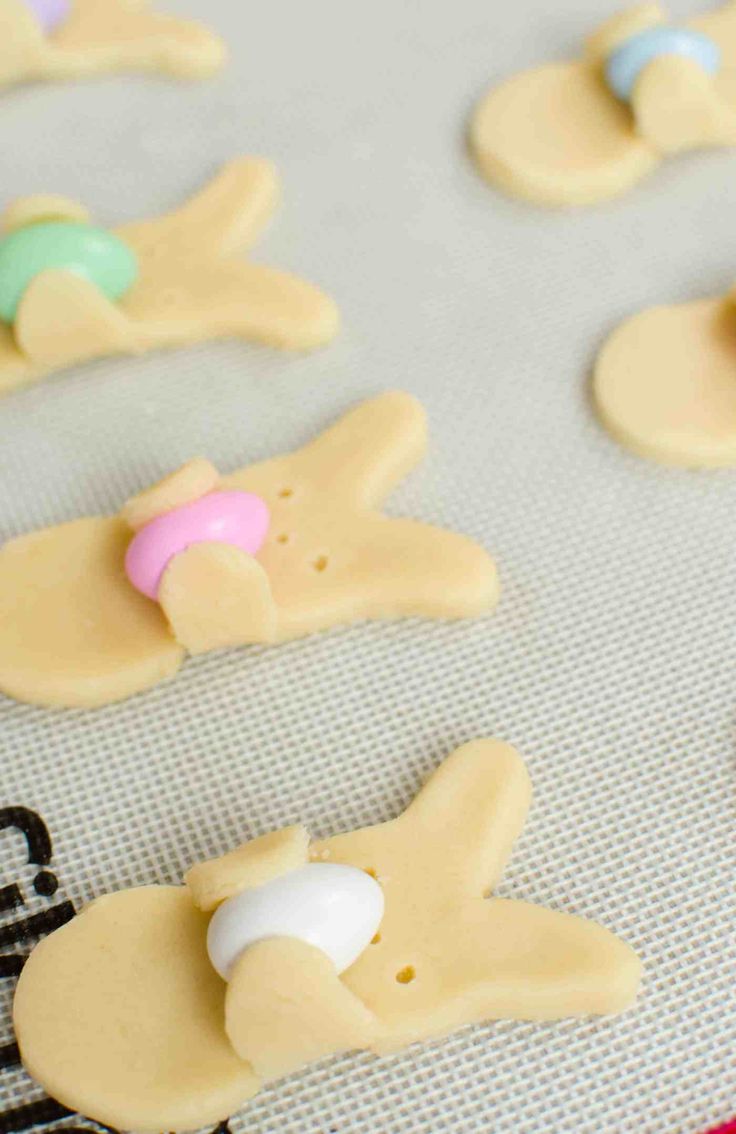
605;26;721;103
0;221;138;324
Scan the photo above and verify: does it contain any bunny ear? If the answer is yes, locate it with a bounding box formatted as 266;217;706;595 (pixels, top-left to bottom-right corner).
201;261;340;350
293;392;428;505
46;0;225;80
122;160;280;259
399;741;531;896
118;259;339;353
347;516;499;622
171;160;278;254
369;897;642;1054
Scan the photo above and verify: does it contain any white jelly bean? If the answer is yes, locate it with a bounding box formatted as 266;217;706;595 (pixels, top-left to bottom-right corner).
206;862;384;981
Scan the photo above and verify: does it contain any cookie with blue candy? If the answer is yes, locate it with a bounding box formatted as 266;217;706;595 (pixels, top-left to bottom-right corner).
471;2;736;206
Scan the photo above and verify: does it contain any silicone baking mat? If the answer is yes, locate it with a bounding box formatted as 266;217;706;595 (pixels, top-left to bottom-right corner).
1;1;735;1131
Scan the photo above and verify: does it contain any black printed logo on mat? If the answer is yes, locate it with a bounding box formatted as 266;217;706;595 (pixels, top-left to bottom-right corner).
0;809;233;1134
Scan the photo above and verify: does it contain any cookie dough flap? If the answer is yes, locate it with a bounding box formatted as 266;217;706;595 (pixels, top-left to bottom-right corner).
0;515;184;708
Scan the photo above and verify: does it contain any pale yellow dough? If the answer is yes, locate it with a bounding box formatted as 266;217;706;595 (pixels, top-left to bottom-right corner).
594;296;736;466
185;825;310;912
13;887;258;1132
0;157;339;395
0;393;499;708
470;2;736;206
0;0;225;91
14;740;641;1133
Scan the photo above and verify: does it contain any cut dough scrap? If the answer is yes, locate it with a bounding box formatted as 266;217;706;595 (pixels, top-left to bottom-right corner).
122;457;220;531
186;826;310;912
0;0;225;88
13;887;258;1134
593;296;736;466
0;392;497;708
0;158;338;394
470;1;736;206
0;516;184;708
159;543;278;653
225;938;378;1081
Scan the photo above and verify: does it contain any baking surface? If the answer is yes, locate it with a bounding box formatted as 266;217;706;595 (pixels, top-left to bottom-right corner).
0;1;734;1132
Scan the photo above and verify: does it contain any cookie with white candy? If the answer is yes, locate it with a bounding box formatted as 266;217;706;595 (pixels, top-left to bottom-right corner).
0;157;338;395
0;0;225;90
13;739;642;1132
0;392;498;708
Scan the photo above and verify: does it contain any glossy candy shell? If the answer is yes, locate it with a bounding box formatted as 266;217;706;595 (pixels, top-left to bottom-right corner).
0;222;138;324
207;863;385;981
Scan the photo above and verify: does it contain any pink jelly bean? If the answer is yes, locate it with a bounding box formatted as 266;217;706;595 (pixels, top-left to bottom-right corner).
125;490;270;601
24;0;70;34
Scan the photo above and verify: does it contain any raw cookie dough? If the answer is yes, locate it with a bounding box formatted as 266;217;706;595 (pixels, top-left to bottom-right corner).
470;2;736;206
0;158;339;394
14;740;642;1133
0;392;499;708
594;294;736;466
14;887;258;1132
0;0;225;91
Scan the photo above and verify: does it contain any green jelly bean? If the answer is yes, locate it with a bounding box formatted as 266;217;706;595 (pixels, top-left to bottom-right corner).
0;221;139;324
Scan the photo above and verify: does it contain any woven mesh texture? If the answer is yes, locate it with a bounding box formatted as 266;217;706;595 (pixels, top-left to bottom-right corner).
1;1;735;1131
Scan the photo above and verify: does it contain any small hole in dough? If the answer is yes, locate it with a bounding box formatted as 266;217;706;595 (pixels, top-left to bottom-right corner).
371;933;381;945
313;555;329;573
279;488;294;499
396;965;415;985
276;533;290;544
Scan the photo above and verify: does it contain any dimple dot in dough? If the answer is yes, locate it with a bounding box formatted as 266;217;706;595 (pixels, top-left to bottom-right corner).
13;887;258;1134
594;296;736;466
